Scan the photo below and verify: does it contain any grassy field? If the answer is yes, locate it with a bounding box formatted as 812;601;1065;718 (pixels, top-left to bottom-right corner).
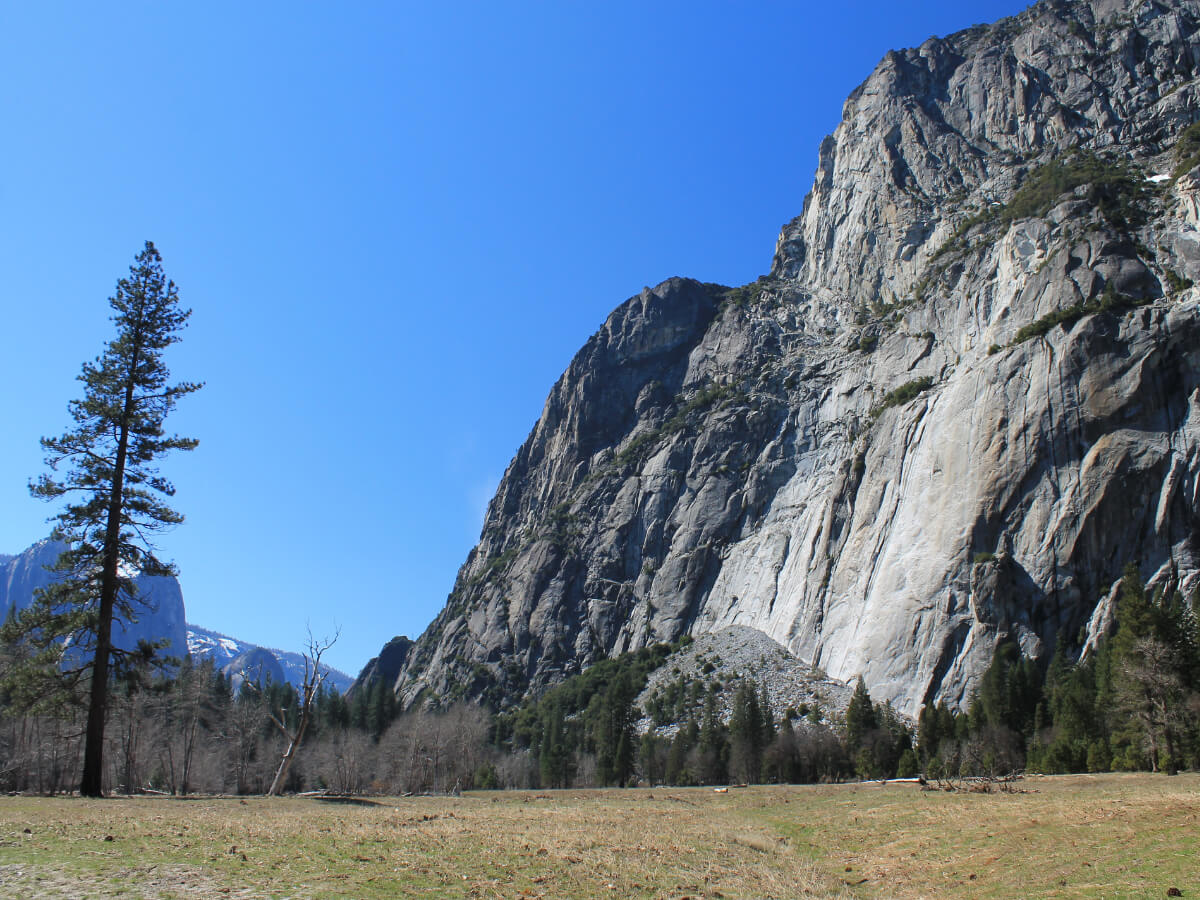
0;773;1196;899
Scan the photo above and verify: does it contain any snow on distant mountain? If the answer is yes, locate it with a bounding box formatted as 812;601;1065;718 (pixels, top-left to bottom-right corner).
187;624;354;694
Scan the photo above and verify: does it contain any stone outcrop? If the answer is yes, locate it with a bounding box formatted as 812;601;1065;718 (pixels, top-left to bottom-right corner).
365;0;1200;715
225;646;286;691
351;636;414;697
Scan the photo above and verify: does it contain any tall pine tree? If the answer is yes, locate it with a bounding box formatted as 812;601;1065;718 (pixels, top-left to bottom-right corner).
8;242;200;796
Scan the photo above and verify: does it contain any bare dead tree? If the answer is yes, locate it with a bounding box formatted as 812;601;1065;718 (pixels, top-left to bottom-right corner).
1118;636;1191;774
243;627;339;796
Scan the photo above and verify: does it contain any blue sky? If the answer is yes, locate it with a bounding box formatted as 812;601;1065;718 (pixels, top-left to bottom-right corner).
0;1;1029;678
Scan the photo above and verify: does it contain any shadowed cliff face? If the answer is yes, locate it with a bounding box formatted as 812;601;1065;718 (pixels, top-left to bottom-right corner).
369;0;1200;715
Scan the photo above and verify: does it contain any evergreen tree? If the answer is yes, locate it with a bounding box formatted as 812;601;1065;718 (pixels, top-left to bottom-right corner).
697;685;728;784
844;677;876;752
614;728;634;785
365;680;396;740
765;714;799;783
665;729;689;785
915;701;964;777
968;639;1041;736
729;681;764;783
637;731;667;786
539;698;571;788
592;670;637;785
874;701;912;777
759;682;776;747
1110;565;1154;662
916;703;941;764
3;243;200;796
350;683;370;732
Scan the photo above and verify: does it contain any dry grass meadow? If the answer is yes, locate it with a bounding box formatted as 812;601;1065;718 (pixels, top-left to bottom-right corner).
0;773;1196;899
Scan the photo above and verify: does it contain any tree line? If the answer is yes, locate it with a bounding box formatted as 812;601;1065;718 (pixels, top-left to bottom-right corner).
0;639;885;794
917;565;1200;778
0;650;493;796
492;639;911;788
3;559;1198;794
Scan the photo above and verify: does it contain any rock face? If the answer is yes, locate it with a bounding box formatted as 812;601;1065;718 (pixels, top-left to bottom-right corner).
0;539;189;662
352;636;414;697
226;647;286;691
369;0;1200;715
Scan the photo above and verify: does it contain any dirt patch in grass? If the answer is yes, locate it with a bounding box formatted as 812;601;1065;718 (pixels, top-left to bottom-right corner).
0;773;1195;899
0;862;250;899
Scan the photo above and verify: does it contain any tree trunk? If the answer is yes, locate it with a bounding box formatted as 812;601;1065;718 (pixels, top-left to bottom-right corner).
79;592;115;796
79;337;139;797
267;709;311;797
268;736;300;796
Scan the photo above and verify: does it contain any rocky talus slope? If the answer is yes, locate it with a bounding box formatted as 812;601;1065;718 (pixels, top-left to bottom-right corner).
368;0;1200;715
633;627;855;735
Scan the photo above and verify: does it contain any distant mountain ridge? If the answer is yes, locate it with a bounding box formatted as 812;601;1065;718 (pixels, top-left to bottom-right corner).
187;624;354;693
0;538;351;694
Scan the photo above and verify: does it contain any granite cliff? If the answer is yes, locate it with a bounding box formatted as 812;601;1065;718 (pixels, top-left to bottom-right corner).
368;0;1200;715
0;539;189;663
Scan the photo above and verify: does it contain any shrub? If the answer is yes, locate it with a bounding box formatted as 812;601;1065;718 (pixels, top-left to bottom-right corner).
473;762;499;789
614;381;738;468
719;276;775;310
1164;267;1194;293
869;376;935;420
934;149;1150;269
469;545;520;586
1008;281;1151;347
1172;121;1200;183
1011;303;1088;344
1002;150;1149;229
